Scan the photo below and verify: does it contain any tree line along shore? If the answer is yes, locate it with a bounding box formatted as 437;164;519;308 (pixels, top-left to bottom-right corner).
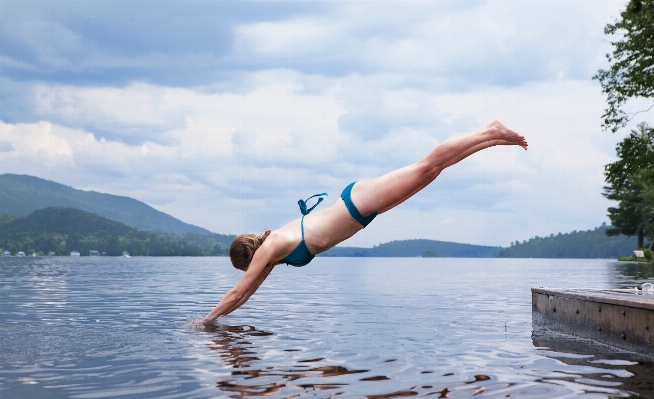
0;207;232;257
594;1;654;260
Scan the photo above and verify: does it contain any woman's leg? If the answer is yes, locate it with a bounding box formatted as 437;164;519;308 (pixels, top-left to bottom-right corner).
351;120;527;216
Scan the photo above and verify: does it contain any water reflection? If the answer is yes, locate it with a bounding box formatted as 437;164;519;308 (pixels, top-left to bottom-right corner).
609;262;654;289
203;323;517;398
204;323;368;396
532;327;654;398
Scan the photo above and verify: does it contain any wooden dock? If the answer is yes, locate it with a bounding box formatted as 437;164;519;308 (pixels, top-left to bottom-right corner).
532;287;654;355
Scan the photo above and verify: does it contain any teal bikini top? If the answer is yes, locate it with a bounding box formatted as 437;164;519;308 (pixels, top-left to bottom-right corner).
280;192;327;267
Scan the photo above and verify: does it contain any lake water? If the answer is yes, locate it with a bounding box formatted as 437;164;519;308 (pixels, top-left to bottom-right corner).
1;257;654;398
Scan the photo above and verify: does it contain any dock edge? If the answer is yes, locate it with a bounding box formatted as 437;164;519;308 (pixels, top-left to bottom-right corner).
532;287;654;355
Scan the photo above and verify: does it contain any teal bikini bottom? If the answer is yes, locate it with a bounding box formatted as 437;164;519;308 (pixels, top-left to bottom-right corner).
340;182;377;227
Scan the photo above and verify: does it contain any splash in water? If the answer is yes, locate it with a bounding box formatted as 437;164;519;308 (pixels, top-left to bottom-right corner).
185;312;224;329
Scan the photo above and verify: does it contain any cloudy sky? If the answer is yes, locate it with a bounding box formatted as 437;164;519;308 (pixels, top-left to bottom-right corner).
1;0;650;247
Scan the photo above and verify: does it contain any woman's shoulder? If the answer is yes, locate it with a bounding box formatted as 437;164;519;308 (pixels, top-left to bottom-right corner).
268;227;296;242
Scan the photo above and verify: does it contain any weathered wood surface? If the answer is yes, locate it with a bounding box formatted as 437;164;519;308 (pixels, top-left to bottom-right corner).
532;287;654;355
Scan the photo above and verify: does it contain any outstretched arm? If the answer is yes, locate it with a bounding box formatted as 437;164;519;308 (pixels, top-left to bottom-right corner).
223;263;274;316
201;241;276;324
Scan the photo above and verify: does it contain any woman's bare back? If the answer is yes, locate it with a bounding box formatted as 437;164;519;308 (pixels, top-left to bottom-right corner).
273;199;363;262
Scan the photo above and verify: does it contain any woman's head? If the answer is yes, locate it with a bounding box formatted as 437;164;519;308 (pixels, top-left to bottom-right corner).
229;229;271;271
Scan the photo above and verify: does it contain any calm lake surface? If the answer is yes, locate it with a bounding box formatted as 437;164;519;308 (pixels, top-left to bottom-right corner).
1;257;654;398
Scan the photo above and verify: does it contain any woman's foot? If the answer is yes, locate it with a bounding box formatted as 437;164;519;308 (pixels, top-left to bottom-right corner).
487;119;528;150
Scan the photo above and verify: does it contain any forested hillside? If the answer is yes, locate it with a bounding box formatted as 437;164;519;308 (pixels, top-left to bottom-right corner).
0;207;229;256
498;223;636;258
0;174;229;237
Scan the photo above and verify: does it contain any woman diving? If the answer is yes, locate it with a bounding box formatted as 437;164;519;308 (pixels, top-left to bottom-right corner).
202;119;528;324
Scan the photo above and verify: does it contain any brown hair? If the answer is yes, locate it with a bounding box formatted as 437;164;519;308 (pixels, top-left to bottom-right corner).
230;229;272;271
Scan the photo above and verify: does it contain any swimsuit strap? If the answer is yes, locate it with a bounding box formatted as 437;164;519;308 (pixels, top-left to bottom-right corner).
297;192;328;216
297;192;327;241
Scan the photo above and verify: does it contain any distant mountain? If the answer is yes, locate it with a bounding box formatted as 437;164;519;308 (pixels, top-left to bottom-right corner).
320;239;503;258
0;207;229;256
498;223;637;258
0;174;230;239
320;224;638;259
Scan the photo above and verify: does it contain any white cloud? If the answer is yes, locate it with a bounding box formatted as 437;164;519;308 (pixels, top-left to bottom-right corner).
32;83;187;145
236;1;617;87
2;18;83;69
0;121;75;170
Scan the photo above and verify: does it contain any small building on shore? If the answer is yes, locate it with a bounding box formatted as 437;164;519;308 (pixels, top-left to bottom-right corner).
70;251;80;257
